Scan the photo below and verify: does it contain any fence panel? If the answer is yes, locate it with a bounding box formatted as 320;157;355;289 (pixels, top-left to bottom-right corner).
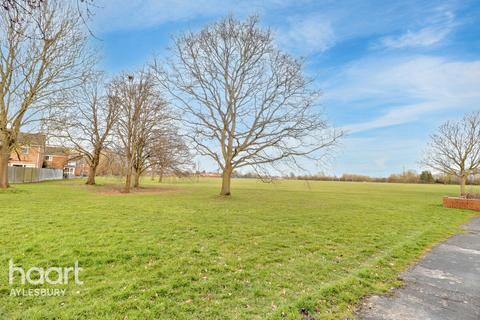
24;168;32;182
39;168;63;181
8;167;63;184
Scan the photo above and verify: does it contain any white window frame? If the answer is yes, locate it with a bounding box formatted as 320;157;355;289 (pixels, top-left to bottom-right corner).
20;145;29;155
10;163;35;168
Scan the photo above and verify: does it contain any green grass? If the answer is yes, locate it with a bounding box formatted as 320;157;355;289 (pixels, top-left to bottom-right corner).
0;177;476;319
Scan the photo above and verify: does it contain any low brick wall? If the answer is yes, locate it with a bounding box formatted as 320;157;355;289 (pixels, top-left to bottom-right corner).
443;196;480;211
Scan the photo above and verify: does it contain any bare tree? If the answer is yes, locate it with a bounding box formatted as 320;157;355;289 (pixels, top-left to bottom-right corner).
1;0;45;16
153;16;342;196
49;73;119;185
422;111;480;195
95;147;125;177
131;126;168;188
2;1;94;28
151;128;191;182
111;71;168;192
0;1;91;188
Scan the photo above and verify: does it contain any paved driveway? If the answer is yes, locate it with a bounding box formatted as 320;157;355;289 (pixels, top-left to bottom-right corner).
358;217;480;320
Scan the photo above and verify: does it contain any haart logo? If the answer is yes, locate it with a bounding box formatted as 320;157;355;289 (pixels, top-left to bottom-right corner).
8;259;83;297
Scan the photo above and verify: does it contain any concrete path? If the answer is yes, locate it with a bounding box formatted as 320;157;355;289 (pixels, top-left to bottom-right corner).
358;217;480;320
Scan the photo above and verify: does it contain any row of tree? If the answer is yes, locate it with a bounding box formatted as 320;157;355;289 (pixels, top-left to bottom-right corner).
289;170;434;184
49;70;191;192
289;170;480;186
0;2;342;195
0;2;190;193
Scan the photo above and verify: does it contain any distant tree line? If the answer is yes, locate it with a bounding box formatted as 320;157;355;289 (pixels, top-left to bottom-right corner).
286;170;480;185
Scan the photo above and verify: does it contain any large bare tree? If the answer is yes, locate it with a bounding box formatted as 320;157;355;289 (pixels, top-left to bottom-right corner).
423;111;480;195
0;1;90;188
111;71;168;192
153;16;342;196
49;73;118;185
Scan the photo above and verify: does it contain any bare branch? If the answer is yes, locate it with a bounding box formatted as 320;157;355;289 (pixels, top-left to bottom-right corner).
110;70;173;192
422;110;480;195
0;1;92;188
47;71;118;184
152;15;343;195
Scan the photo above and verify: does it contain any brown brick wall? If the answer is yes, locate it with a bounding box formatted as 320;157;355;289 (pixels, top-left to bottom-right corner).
75;163;89;176
48;155;68;169
9;146;44;168
443;196;480;211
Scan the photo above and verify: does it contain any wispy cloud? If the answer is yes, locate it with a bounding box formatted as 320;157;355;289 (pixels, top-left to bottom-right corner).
93;0;224;32
326;56;480;133
378;8;455;49
380;26;451;48
93;0;303;33
276;14;335;55
341;102;441;133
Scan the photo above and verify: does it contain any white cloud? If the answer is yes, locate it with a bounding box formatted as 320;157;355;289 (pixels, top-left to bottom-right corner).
277;14;335;55
92;0;222;32
341;102;440;133
327;56;480;101
326;56;480;133
92;0;301;33
378;9;455;49
380;26;451;48
93;0;336;55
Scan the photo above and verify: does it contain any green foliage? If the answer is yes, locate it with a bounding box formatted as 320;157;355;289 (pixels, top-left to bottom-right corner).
0;178;473;319
419;170;434;184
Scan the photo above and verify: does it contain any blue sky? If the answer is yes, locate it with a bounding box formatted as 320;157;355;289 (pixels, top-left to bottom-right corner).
90;0;480;177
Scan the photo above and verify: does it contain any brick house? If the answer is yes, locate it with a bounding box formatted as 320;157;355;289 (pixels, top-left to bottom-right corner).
43;146;88;177
8;133;47;168
8;132;87;177
73;157;89;177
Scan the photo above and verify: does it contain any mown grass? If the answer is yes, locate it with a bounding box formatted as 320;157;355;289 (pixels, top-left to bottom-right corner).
0;177;475;319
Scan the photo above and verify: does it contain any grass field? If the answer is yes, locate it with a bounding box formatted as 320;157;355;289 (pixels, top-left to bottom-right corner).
0;177;476;319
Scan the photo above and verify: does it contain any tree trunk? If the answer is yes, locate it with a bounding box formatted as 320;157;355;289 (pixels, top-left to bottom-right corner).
133;171;140;188
124;169;132;193
0;145;9;189
124;151;133;193
460;175;467;196
220;164;233;196
86;155;100;185
158;168;164;183
86;164;97;185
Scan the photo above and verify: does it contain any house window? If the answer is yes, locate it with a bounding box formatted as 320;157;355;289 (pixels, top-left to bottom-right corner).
21;145;29;155
64;167;75;176
45;155;53;161
10;163;34;168
67;161;76;167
